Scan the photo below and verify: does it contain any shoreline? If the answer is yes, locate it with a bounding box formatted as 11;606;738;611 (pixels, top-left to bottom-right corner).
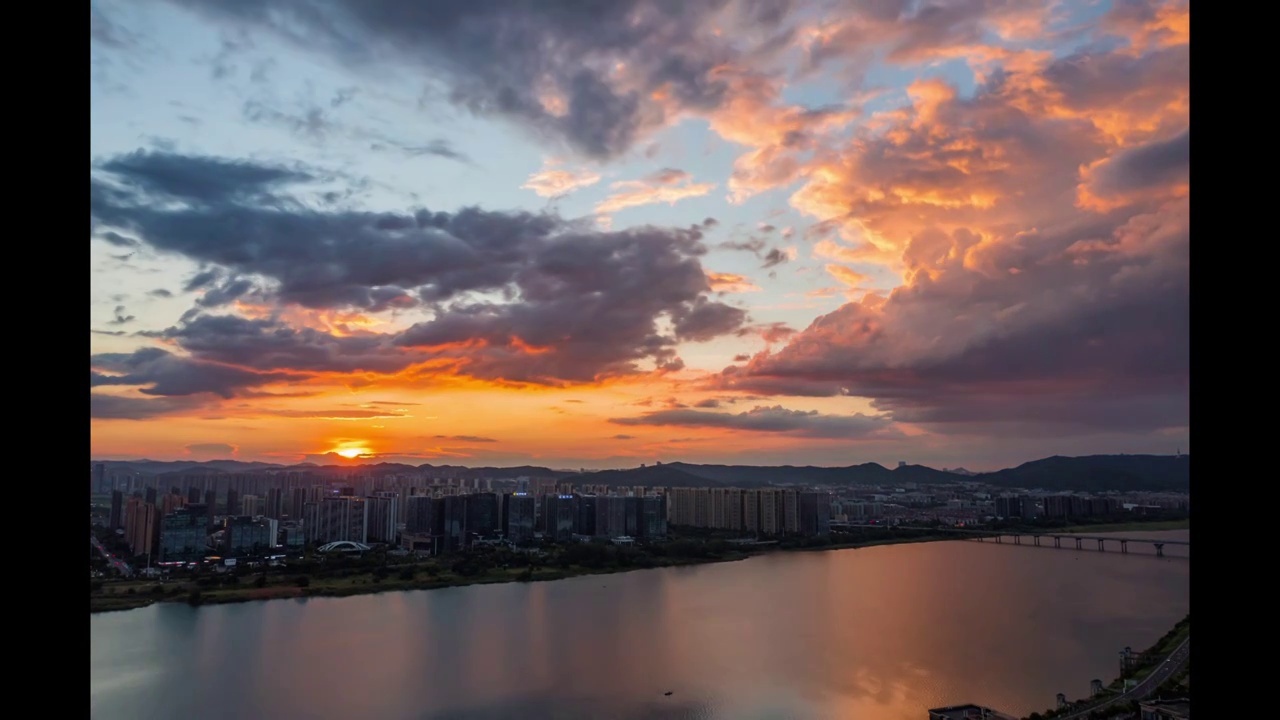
91;532;957;615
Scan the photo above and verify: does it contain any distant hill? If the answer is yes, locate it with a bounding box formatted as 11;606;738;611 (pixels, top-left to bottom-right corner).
971;455;1189;492
90;454;1189;493
571;464;725;488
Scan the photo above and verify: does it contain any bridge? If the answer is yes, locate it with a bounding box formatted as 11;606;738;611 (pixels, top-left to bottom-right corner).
830;524;1188;557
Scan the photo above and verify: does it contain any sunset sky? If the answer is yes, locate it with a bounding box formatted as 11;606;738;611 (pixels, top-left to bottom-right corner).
90;0;1189;470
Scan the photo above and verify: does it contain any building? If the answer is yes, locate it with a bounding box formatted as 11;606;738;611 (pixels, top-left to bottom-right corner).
226;488;239;517
1139;698;1190;720
290;487;308;520
365;494;399;544
159;506;209;563
437;495;467;552
639;495;667;539
542;494;579;542
463;493;500;541
504;492;536;543
203;489;217;526
124;498;158;558
576;495;597;537
406;495;436;535
109;490;124;531
224;516;274;557
316;496;368;544
279;521;306;552
241;494;263;517
799;492;832;536
265;488;284;520
995;495;1026;519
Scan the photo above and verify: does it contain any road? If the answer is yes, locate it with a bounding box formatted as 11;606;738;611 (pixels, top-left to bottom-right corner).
91;534;134;577
1057;636;1190;719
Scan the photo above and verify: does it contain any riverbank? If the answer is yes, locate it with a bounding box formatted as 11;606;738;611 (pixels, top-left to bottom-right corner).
91;531;956;614
1057;519;1189;534
1024;615;1190;719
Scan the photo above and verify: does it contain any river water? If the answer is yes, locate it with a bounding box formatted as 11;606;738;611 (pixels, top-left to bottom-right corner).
90;529;1189;720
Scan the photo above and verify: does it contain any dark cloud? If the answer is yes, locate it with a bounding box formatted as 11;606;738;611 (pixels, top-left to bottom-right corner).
1085;128;1188;198
434;435;498;443
693;398;721;408
97;149;314;205
108;305;136;325
761;247;790;268
611;405;894;439
164;0;801;159
97;231;138;248
718;203;1190;432
93;151;747;385
732;354;751;362
717;237;767;254
91;393;205;420
90;347;303;397
609;434;637;440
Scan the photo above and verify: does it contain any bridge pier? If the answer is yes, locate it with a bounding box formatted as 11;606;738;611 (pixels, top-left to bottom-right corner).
1034;536;1041;547
1097;539;1105;551
1155;543;1164;558
1121;540;1128;554
1014;535;1021;545
995;535;1002;543
1075;538;1083;550
1054;536;1061;548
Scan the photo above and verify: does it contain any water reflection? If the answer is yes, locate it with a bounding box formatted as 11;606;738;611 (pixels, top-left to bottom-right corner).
91;530;1189;720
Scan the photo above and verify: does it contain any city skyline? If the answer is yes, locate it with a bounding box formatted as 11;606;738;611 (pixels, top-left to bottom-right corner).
90;0;1190;471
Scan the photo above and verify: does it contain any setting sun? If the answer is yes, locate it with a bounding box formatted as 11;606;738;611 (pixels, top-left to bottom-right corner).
333;447;372;459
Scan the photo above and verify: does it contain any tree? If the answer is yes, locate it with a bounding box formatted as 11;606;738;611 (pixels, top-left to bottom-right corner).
187;588;203;605
295;576;310;587
254;574;267;588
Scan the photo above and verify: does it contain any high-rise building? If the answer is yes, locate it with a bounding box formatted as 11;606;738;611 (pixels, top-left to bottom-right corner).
365;494;399;544
799;492;831;537
996;495;1026;519
109;490;124;531
317;496;368;544
406;496;436;535
226;488;239;517
203;489;217;526
503;493;536;543
781;490;800;534
265;488;284;520
464;493;499;541
125;498;158;558
760;489;781;535
241;494;262;517
160;493;186;517
187;486;201;504
303;502;321;543
224;516;273;557
144;487;158;506
92;463;107;494
159;506;208;562
640;495;667;539
437;495;467;552
743;490;761;533
576;495;597;536
290;487;308;520
542;494;578;542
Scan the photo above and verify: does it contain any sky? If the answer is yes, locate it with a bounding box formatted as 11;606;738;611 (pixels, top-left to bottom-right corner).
89;0;1190;471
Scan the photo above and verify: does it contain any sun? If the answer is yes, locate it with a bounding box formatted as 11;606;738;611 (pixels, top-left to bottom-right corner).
333;447;371;459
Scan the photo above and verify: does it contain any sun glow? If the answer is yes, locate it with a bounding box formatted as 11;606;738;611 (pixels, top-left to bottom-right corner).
333;446;372;459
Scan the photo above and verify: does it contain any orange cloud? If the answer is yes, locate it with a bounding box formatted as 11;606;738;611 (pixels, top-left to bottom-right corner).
521;161;602;197
706;271;761;293
595;168;714;213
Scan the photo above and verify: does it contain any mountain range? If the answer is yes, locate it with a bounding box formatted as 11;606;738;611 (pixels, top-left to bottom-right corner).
90;454;1189;493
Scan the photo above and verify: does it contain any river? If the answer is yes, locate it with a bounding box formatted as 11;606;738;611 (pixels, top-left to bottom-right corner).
90;529;1189;720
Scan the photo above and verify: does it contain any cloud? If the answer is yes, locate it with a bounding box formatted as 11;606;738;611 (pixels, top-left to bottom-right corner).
167;0;800;160
706;271;760;293
91;393;206;420
96;149;314;205
93;151;747;386
595;168;715;214
434;434;498;443
521;163;602;198
264;409;413;420
1078;128;1189;211
693;398;721;408
761;247;792;268
698;17;1189;437
609;434;637;440
91;347;303;397
611;405;895;439
108;305;136;325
